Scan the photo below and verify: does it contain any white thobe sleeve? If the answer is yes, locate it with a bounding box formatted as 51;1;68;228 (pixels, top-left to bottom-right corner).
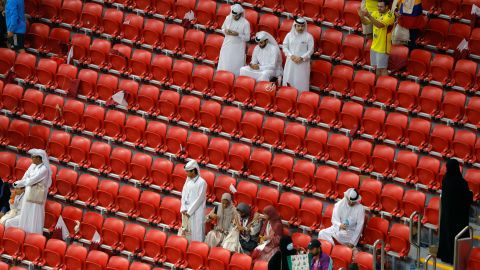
259;46;278;71
250;47;260;65
180;181;188;212
331;202;342;229
282;34;293;58
301;34;315;60
186;180;206;216
350;207;365;246
221;17;230;35
239;21;250;42
14;165;47;188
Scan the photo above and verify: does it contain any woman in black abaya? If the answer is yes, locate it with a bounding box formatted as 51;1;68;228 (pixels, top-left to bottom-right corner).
437;159;473;264
268;235;297;270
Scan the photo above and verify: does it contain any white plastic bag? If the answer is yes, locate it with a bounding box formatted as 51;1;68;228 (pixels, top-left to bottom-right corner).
392;24;410;45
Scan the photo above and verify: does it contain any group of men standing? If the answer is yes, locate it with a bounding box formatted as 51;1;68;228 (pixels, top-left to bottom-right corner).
217;4;315;93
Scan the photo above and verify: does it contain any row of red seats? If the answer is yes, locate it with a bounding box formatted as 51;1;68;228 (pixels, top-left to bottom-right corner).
0;222;258;270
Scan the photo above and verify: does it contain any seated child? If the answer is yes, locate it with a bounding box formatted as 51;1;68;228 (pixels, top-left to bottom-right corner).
0;187;24;227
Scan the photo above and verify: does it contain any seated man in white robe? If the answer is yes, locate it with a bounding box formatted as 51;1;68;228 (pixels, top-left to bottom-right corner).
1;187;24;227
318;188;365;248
239;31;283;82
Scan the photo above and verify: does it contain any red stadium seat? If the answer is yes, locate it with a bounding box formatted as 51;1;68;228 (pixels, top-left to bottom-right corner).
297;91;320;122
164;235;188;265
61;99;84;129
55;168;78;198
137;190;161;222
179;95;201;126
305;127;328;160
326;133;350;165
0;48;16;74
416;156;441;189
70;34;91;63
85;250;109;270
283;122;305;154
322;0;344;25
130;262;151;270
96;74;118;101
343;1;362;30
162;24;185;53
143;229;167;263
107;256;130;270
291;232;311;250
405;49;432;79
43;239;67;268
406;118;431;150
155;0;174;16
331;245;352;269
277;192;301;223
297;197;322;230
204;34;224;63
335;171;359;198
192;65;214;95
319;29;342;58
359;178;382;210
6;119;29;148
429;54;454;85
234;180;258;206
310;60;332;89
47;130;71;160
348;139;372;172
102;218;125;249
227;143;250;172
183;29;205;59
212;70;235;99
213;175;236;203
14;52;37;80
233;76;256;105
59;0;82;24
371;145;395;177
417;18;449;47
67;136;92;166
385;224;410;257
380;184;404;217
396;81;420;112
63;245;87;270
172;60;193;90
129;49;152;79
256;186;279;212
120;14;144;42
441;91;466;123
228;253;252;270
103;110;126;141
141;19;164;48
452;130;477;163
402;190;426;218
428;124;454;156
466;169;480;202
80;2;103;30
360;107;385;139
339;34;365;66
109;44;131;73
319;96;342;127
258;14;279;38
121;223;146;254
194;0;216;29
373;75;398;105
451;59;477;89
207;247;231;270
62;206;83;238
384;112;408;144
291;160;315;192
90;39;112;67
26;23;50;50
446;23;471;50
314;165;337;198
0;152;16;182
186;241;209;269
466;97;480;127
166;126;188;157
361;216;389;246
55;64;78;91
75;174;98;206
393;150;418;183
418;86;442;117
248;148;272;180
351;70;375;100
159;197;181;228
77;212;103;241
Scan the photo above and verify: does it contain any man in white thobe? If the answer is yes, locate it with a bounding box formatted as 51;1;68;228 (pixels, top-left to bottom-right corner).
13;149;52;234
318;188;365;247
239;31;283;82
217;4;251;76
282;17;315;92
180;160;207;242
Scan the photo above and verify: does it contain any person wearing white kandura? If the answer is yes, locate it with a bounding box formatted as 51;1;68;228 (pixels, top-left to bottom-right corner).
217;4;251;76
282;16;314;93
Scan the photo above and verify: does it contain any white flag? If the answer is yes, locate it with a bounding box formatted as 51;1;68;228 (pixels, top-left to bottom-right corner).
92;230;101;243
55;216;70;241
184;10;195;21
66;46;74;65
112;91;128;106
457;39;469;51
472;4;480;16
229;183;237;194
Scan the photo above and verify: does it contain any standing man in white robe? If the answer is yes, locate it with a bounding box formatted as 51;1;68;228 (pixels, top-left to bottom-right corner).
239;31;283;82
318;188;365;247
13;149;52;234
180;160;207;242
282;17;315;92
217;4;251;76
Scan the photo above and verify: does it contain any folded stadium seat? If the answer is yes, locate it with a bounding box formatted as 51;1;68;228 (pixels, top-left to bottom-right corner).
352;252;374;270
150;158;173;189
185;241;209;269
0;152;16;182
283;122;305;154
350;70;375;100
139;19;164;49
150;55;172;86
61;99;84;130
171;0;196;20
465;169;480;201
214;4;231;30
185;132;209;163
25;0;39;16
0;115;8;143
428;124;454;156
450;59;477;89
440;92;466;124
305;127;328;160
338;101;363;133
261;117;284;147
165;126;188;157
252;260;268;270
124;115;147;146
452;129;477;163
164;235;188;267
207;247;231;270
43;238;67;268
405;49;432;80
277;192;301;224
383;112;408;144
466;96;480;127
155;0;174;16
201;169;215;202
179;95;201;126
64;244;88;269
385;223;410;257
229;253;253;270
258;14;280;39
326;133;350;166
320;203;334;229
417;18;449;47
421;196;440;228
372;75;398;105
338;34;365;66
415;156;441;190
85;250;109;270
22;233;46;265
291;232;311;251
446;23;471;50
137;190;161;223
79;2;102;31
183;29;205;59
271;154;294;186
87;141;112;172
1;84;24;113
291;160;315;192
59;0;82;25
428;54;454;85
402;189;426;219
130;153;152;183
140;231;166;265
335;171;360;199
158;90;180;121
109;44;131;73
100;218;126;252
46;130;71;160
318;29;342;58
13;52;36;81
172;60;194;91
137;85;160;115
439;0;462;18
70;34;91;64
120;13;144;42
115;184;140;217
75;174;98;205
44;27;70;55
103;110;126;141
253;81;276;110
227;143;250;171
331;245;352;269
76;212;103;240
55;168;78;199
318;96;342;128
211;70;235;99
311;60;333;91
234;180;258;207
256;186;279;213
314;165;337;198
329;65;354;96
244;9;259;38
194;0;216;29
392;150;418;183
405;117;431;150
321;0;345;26
25;23;49;50
106;256;130;270
44;200;62;232
61;206;83;237
359;178;382;210
388;45;409;73
233;76;256;105
359;107;385;140
162;24;185;54
297;197;323;229
239;111;263;141
260;0;284;12
220;106;242;137
395;83;419;114
192;65;214;94
248;148;272;180
0;48;16;74
303;0;323;22
297;91;321;122
130;262;151;270
95;180;119;210
6;119;29;149
371;145;395;177
278;19;293;43
308;23;322;50
121;223;146;255
379;183;404;216
77;69;98;98
158;196;181;229
55;64;78;91
343;1;362;31
348;139;372;172
203;34;224;64
171;163;188;192
144;121;167;153
360;216;389;246
205;137;229;167
470;28;480;55
129;49;152;79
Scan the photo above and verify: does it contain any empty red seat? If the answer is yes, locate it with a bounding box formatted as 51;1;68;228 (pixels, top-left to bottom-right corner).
172;60;193;90
351;70;375;100
14;52;36;80
277;192;300;223
371;145;395;177
297;91;320;122
406;118;431;150
305;127;328;160
26;23;50;50
429;124;454;156
303;0;323;22
360;107;385;139
121;223;145;254
64;245;88;270
421;197;440;227
452;130;477;163
59;0;82;24
297;197;322;230
314;165;338;198
405;49;432;79
77;211;103;240
354;252;374;270
326;133;350;165
385;223;410;257
43;239;67;268
194;0;216;29
339;34;365;66
343;1;362;31
248;148;272;180
256;186;279;212
319;29;342;58
318;96;341;127
402;190;426;218
159;197;181;229
185;241;209;269
61;99;84;128
283;122;305;154
451;59;477;89
228;253;252;270
227;143;250;172
466;97;480;127
143;229;166;263
0;48;16;74
416;156;441;189
310;60;332;89
360;217;389;246
291;232;311;250
80;2;103;30
0;152;16;182
85;250;109;270
47;130;71;160
212;175;236;202
55;168;78;198
429;54;454;85
441;91;466;123
55;64;78;91
207;247;231;270
162;24;185;53
234;180;257;207
446;23;471;50
348;139;372;172
6;119;29;148
101;218;124;248
258;14;279;38
164;235;188;265
383;112;408;144
75;174;98;206
466;169;480;202
417;18;449;47
331;245;352;269
359;178;382;210
62;206;82;237
393;150;418;183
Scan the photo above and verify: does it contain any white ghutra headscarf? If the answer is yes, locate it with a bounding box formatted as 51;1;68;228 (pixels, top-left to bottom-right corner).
289;16;308;37
27;149;52;188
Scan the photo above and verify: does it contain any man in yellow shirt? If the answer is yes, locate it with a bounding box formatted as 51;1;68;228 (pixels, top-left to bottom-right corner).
359;0;395;77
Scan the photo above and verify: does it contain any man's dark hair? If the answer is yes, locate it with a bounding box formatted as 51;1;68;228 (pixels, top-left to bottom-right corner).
378;0;391;7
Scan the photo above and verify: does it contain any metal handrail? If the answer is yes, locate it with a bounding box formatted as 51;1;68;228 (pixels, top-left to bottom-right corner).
453;225;474;270
409;211;422;268
373;239;385;270
424;254;437;270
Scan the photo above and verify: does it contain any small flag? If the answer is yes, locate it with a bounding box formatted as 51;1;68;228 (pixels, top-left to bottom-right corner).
457;39;468;51
472;4;480;16
52;216;70;241
108;91;129;107
89;230;102;251
66;46;74;65
184;10;195;21
229;183;237;194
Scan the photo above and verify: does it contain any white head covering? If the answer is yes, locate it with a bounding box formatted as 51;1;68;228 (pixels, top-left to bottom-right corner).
28;149;52;188
290;17;308;37
254;31;283;76
231;4;244;16
184;160;200;172
344;188;361;203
